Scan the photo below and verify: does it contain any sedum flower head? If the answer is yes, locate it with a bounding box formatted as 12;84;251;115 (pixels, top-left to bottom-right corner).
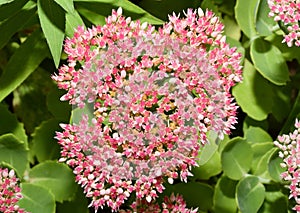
53;7;242;212
268;0;300;47
0;168;28;213
274;119;300;212
119;193;198;213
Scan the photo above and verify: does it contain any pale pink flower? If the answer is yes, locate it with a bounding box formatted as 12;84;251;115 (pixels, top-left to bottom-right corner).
274;119;300;212
53;7;242;212
0;168;29;213
268;0;300;47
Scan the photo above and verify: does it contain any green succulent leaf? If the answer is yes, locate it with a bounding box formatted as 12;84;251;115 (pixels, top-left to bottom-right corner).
0;133;28;177
235;0;260;38
18;183;56;213
250;37;290;85
221;137;253;180
236;176;265;213
233;59;273;121
213;175;238;213
28;161;77;202
268;149;285;182
31;119;61;163
255;0;277;36
0;104;27;143
245;126;273;144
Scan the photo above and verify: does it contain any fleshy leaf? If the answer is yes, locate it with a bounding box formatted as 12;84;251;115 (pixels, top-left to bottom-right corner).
221;137;253;180
234;0;259;38
255;0;277;36
245;126;273;144
258;185;288;212
232;59;273;121
213;175;238;213
37;0;65;68
0;133;28;177
28;161;77;202
236;176;265;213
31;119;61;163
250;37;289;85
0;29;48;102
268;149;286;182
18;183;56;213
0;104;27;143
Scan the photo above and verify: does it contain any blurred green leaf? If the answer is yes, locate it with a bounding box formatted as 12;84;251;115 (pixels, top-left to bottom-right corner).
0;0;28;22
281;92;300;134
47;88;71;122
56;186;89;213
0;1;36;50
256;0;277;36
38;0;65;68
268;149;285;182
28;161;77;202
13;67;55;134
235;0;260;38
236;176;265;213
171;182;213;211
54;0;74;13
0;0;14;5
0;29;48;102
213;175;238;213
221;137;253;180
245;126;273;144
233;59;273;121
0;133;28;177
250;37;289;85
243;116;269;132
0;104;27;143
76;5;106;26
218;0;235;16
75;0;164;24
223;15;241;41
31;119;61;163
137;0;200;21
201;0;220;15
18;183;56;213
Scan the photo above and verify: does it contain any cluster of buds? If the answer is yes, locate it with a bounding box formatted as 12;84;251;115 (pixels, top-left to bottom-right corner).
268;0;300;47
274;119;300;212
53;7;242;212
119;193;198;213
0;168;28;213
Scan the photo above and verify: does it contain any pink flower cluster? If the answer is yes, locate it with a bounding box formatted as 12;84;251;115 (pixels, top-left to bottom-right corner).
268;0;300;47
119;193;198;213
0;168;28;213
53;7;242;211
274;119;300;212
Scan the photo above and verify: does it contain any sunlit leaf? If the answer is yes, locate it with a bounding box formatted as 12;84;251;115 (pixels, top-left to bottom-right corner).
236;176;265;213
245;126;273;144
18;183;56;213
38;0;65;68
221;137;253;180
65;10;85;36
0;29;48;102
54;0;74;13
250;37;289;85
235;0;260;38
223;15;241;41
0;0;14;5
28;161;77;202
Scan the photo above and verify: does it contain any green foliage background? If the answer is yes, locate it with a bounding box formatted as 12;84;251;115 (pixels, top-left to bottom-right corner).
0;0;299;212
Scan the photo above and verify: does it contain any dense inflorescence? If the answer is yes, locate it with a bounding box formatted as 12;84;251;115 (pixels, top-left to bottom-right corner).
268;0;300;47
119;193;198;213
274;119;300;212
53;7;242;211
0;168;28;213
